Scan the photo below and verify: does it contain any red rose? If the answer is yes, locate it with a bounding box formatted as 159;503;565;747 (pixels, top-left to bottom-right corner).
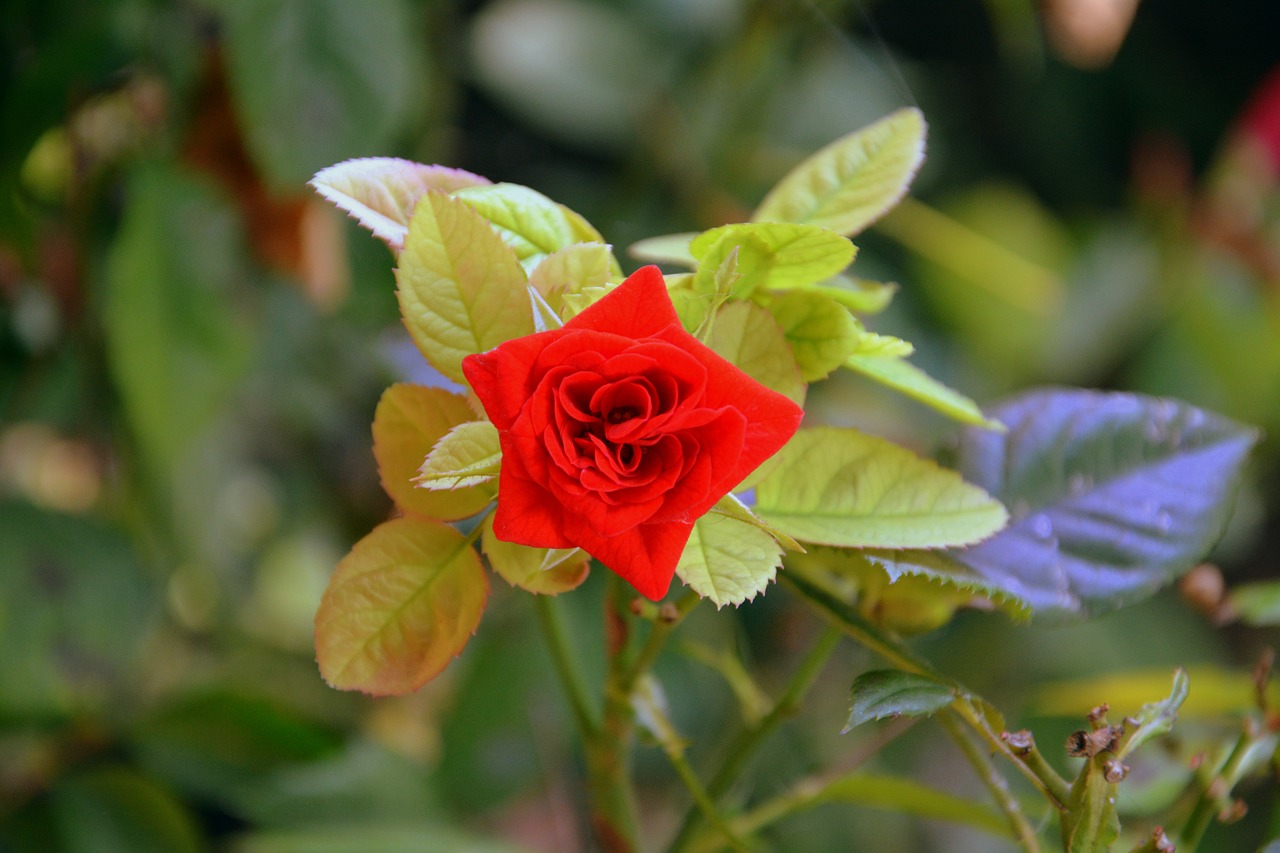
462;266;803;600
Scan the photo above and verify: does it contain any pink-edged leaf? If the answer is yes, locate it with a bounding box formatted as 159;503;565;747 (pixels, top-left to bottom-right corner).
310;158;490;251
315;517;488;695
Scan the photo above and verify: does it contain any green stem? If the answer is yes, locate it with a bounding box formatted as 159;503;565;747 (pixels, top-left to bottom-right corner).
532;594;600;738
619;589;701;693
782;572;1072;810
669;624;842;852
1177;720;1261;852
937;710;1043;853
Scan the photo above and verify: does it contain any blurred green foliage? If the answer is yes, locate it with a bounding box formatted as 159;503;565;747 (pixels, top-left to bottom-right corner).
2;0;1279;851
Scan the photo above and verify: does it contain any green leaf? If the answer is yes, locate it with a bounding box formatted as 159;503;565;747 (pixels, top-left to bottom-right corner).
454;183;582;270
528;242;615;316
707;300;805;404
844;353;1003;429
1227;579;1280;626
843;670;953;731
676;512;783;608
372;384;494;521
788;547;1029;629
104;165;252;476
755;427;1009;549
395;191;532;383
708;493;804;553
752;107;926;236
951;389;1259;616
480;515;589;595
768;290;862;382
628;232;698;267
861;548;1030;618
220;0;422;190
1117;669;1189;760
310;158;490;251
852;332;914;358
415;421;501;491
799;274;898;314
315;517;489;695
50;767;203;853
691;222;856;295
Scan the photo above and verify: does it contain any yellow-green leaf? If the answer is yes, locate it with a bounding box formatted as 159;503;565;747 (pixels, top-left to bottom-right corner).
796;274;898;315
709;493;805;552
707;300;806;405
396;191;532;382
372;384;494;520
755;427;1008;549
752;107;926;237
628;232;698;268
310;158;490;251
454;183;579;270
481;516;589;595
768;290;862;382
677;512;783;608
415;421;501;491
529;241;615;316
844;353;1003;429
315;518;488;695
691;222;856;295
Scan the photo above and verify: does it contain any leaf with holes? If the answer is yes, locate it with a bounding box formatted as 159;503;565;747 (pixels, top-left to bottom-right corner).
310;158;490;251
950;388;1258;616
843;670;953;732
396;191;532;382
753;108;926;237
315;518;488;695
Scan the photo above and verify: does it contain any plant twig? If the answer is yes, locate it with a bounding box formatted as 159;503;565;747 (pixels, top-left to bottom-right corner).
1176;718;1269;851
937;710;1043;853
669;624;842;852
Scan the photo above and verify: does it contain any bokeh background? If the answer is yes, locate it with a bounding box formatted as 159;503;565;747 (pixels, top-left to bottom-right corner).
3;1;1279;851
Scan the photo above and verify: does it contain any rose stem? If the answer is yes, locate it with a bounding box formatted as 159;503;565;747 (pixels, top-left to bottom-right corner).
533;594;601;738
936;710;1043;853
668;624;841;853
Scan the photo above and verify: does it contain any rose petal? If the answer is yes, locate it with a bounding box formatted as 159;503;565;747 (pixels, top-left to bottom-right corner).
570;518;696;601
564;264;680;339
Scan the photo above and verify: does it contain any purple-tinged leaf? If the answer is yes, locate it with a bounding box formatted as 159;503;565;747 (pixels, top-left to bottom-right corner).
950;389;1258;617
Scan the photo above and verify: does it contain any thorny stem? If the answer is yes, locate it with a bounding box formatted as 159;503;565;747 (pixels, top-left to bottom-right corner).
937;710;1043;853
669;624;843;852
